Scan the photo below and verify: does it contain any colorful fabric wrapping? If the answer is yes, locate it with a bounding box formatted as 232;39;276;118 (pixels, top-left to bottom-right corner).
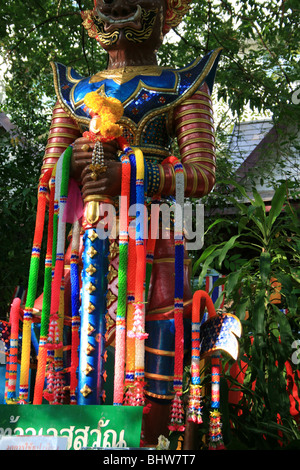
113;151;131;405
187;290;203;424
33;174;55;404
126;148;144;341
70;219;81;404
123;144;137;403
209;353;225;449
118;139;148;405
47;147;72;350
188;291;224;449
53;278;65;404
38;146;71;404
6;297;21;402
124;232;137;404
161;156;185;432
77;230;108;405
18;168;52;403
132;149;147;405
116;137;134;402
187;290;216;423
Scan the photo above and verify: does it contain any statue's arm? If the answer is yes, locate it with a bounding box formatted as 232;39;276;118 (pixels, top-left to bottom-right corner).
40;100;81;181
159;82;216;197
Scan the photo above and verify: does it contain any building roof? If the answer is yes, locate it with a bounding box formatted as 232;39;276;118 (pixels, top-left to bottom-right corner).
0;111;17;136
228;120;274;172
225;118;299;205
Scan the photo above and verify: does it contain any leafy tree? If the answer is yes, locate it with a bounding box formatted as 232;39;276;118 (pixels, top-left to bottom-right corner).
188;182;300;449
0;0;298;308
0;0;299;449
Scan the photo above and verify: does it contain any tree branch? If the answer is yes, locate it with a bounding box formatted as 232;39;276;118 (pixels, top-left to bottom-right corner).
10;11;81;53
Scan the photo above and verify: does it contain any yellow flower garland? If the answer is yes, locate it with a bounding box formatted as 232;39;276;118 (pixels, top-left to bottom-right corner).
84;91;124;139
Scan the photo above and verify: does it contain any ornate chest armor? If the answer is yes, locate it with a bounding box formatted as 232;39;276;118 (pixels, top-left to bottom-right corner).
51;49;220;165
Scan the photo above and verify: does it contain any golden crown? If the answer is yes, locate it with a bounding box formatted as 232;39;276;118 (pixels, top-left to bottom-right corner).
164;0;192;34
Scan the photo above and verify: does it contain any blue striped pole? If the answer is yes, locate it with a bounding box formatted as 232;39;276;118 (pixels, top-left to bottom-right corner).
77;228;108;405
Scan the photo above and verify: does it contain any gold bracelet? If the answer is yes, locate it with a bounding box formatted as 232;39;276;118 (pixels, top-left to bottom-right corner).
50;123;79;130
190;164;199;197
43;152;64;159
41;162;58;168
175;108;213;120
45;142;69;150
48;132;77;139
177;127;215;139
180;147;216;159
179;137;215;151
194;90;212;100
193;162;216;177
182;155;215;165
177;128;216;142
84;195;114;204
181;98;212;107
193;165;209;194
188;99;213;110
175;118;214;134
52;109;69;116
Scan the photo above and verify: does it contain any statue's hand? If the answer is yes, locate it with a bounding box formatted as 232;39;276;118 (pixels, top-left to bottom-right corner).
71;136;121;198
81;160;122;199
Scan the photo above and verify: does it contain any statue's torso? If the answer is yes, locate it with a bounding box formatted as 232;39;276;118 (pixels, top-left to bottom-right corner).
51;49;221;164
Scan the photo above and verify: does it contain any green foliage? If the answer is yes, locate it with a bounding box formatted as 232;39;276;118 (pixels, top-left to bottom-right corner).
0;110;48;317
195;182;300;448
0;0;298;447
0;0;299;319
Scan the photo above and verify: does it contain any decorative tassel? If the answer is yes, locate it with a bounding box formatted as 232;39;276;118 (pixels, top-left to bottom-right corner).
208;410;225;450
124;380;147;406
168;390;185;432
187;384;203;424
209;353;225;450
187;290;205;423
127;303;148;340
123;383;134;406
44;350;55;403
188;291;221;425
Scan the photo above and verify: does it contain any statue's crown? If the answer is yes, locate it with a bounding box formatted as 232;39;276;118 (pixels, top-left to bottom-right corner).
164;0;192;34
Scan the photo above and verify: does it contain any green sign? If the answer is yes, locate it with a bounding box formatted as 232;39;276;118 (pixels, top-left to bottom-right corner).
0;405;143;450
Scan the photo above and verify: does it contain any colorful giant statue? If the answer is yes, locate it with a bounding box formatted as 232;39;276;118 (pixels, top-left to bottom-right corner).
10;0;241;449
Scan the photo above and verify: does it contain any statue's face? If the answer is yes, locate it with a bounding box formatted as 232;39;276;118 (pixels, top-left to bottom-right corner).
93;0;166;54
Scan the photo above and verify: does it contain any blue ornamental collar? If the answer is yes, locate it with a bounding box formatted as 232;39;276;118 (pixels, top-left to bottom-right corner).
51;48;222;129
